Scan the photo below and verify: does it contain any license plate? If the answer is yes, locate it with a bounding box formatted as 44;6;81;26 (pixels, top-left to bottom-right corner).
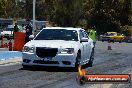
43;57;52;61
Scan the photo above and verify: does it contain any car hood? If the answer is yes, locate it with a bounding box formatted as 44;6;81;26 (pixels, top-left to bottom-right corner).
25;40;79;48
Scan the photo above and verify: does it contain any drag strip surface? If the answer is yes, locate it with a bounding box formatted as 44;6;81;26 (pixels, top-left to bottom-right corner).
0;41;132;88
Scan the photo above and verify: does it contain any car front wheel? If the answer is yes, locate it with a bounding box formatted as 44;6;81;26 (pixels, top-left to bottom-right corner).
119;39;122;43
75;51;81;70
22;64;31;70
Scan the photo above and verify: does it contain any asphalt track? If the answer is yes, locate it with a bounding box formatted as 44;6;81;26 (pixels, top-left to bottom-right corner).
0;41;132;88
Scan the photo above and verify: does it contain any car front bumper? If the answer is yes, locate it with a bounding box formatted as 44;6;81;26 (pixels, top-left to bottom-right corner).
22;52;77;67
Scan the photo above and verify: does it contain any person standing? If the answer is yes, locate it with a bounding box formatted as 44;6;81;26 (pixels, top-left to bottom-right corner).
13;23;19;39
25;19;33;43
89;26;97;47
14;23;19;32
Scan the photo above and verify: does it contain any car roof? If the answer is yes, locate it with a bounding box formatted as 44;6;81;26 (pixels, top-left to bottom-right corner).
43;27;83;31
107;32;117;33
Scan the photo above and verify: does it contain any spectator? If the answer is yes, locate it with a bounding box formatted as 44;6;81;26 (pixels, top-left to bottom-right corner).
14;23;19;32
89;26;97;47
21;24;26;33
25;19;33;43
13;23;19;38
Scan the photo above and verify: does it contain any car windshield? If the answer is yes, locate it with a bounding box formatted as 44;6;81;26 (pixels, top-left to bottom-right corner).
105;33;117;36
34;29;78;41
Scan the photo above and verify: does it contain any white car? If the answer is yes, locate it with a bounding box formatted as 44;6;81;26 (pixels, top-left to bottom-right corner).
1;25;23;40
22;27;94;69
1;25;14;40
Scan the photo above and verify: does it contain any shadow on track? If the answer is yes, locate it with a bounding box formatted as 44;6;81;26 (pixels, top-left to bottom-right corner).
19;66;78;72
19;63;91;72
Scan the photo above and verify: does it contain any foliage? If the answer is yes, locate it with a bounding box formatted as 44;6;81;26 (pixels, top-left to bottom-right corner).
0;0;131;34
0;0;7;18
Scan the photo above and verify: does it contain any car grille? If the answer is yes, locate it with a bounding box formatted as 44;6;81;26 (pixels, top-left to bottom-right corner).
33;60;59;64
36;47;58;58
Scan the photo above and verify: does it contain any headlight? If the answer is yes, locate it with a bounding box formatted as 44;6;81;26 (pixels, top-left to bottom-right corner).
60;48;74;54
23;46;35;53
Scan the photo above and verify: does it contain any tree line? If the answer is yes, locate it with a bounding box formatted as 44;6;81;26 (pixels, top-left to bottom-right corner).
0;0;131;35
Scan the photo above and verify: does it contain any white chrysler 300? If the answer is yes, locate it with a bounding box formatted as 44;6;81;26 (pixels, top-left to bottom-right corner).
22;27;94;69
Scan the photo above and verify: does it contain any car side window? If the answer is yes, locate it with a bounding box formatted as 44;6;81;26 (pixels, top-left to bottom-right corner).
79;30;84;39
80;30;88;38
83;31;88;38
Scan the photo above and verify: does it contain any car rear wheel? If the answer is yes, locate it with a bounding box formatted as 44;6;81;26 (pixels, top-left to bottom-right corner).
119;41;121;43
88;48;94;67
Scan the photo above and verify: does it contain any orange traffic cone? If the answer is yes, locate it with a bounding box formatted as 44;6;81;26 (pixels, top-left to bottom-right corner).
108;43;112;50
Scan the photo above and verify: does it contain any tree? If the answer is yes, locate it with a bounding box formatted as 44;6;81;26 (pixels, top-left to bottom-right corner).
6;0;21;19
83;0;131;34
82;0;96;29
0;0;131;34
47;0;83;27
0;0;7;18
120;0;131;26
36;0;48;20
50;0;73;26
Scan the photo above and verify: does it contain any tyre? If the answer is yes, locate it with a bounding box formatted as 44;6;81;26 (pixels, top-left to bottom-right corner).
88;48;94;67
75;51;81;70
22;65;31;70
76;75;86;85
112;39;115;43
119;40;122;43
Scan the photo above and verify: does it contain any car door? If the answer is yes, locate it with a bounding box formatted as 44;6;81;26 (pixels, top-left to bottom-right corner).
81;30;92;61
79;30;89;64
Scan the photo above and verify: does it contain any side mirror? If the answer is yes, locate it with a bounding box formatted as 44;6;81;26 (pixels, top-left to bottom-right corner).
80;37;88;42
29;35;34;40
